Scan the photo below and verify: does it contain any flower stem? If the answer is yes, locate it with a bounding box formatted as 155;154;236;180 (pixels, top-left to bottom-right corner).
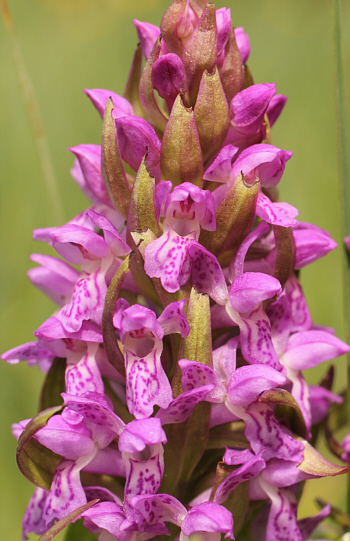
330;0;350;512
1;0;64;225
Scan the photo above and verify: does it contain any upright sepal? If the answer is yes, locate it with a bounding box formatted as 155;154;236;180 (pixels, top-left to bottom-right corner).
101;98;131;218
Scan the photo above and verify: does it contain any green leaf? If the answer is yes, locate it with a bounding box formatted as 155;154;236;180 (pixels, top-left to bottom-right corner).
64;519;97;541
38;500;99;541
16;406;63;489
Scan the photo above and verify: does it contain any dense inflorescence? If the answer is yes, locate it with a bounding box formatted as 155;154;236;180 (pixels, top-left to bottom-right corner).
3;1;350;540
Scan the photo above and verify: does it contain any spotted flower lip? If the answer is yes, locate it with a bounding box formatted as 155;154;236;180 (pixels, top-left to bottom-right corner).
2;2;348;541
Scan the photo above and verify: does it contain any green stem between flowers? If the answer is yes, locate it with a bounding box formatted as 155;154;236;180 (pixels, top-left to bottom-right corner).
330;0;350;513
0;0;64;225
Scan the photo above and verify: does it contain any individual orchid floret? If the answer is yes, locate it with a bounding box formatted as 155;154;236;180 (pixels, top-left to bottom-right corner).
226;272;284;371
292;222;337;269
113;300;189;418
230;143;293;188
230;83;276;138
119;418;167;520
131;494;234;540
144;182;216;292
27;254;79;306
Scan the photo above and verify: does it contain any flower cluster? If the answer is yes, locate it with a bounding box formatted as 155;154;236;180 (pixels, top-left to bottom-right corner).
3;1;350;540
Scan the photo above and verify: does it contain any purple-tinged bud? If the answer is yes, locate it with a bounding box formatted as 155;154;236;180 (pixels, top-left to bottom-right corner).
200;173;259;257
139;35;169;133
230;83;276;136
123;44;145;118
101;98;131;218
116;115;161;180
293;223;337;269
267;94;287;127
160;94;203;186
84;89;133;119
160;0;200;57
133;20;163;60
152;53;187;112
234;27;250;64
194;67;230;162
220;24;244;105
182;2;217;106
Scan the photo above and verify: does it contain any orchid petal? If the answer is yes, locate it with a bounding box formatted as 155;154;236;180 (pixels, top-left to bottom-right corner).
256;193;298;227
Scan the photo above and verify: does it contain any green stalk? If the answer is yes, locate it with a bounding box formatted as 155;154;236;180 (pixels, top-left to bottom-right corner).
1;0;64;225
330;0;350;512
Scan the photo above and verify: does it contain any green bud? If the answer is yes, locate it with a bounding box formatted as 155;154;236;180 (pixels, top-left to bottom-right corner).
194;67;230;162
101;98;131;218
160;93;203;186
160;0;189;57
183;2;217;106
139;35;168;132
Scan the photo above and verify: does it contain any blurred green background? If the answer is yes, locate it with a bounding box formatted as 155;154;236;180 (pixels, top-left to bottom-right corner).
1;0;349;539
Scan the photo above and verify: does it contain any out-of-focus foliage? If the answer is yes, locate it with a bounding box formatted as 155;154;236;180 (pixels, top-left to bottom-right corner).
0;1;349;540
